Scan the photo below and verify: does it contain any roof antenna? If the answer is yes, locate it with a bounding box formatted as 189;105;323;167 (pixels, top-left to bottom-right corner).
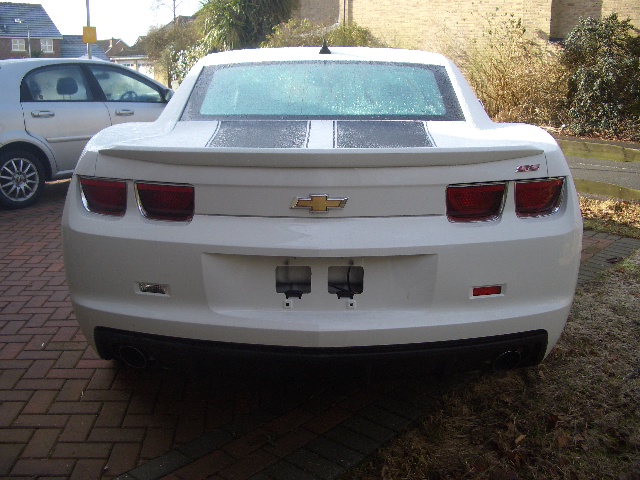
319;39;331;54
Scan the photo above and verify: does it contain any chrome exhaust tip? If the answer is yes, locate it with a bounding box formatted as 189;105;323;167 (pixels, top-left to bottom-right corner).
492;350;522;371
118;345;149;369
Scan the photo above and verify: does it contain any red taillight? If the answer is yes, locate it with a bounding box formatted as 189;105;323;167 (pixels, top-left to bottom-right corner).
515;178;564;217
446;183;506;222
136;183;194;221
473;285;502;297
79;178;127;216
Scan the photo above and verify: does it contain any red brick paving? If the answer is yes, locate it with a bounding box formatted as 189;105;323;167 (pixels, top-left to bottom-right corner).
0;181;635;480
0;182;400;479
580;237;614;262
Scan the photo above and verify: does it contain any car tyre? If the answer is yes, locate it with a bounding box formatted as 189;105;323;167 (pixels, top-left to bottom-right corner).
0;150;46;209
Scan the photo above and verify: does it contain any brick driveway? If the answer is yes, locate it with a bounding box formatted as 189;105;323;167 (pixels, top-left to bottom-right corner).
0;181;427;480
1;181;639;480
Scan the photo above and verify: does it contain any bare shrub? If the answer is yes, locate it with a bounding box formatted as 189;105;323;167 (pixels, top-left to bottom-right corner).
432;13;569;127
262;19;385;48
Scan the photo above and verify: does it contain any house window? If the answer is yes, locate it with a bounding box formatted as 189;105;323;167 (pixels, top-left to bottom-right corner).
12;39;26;51
40;39;54;53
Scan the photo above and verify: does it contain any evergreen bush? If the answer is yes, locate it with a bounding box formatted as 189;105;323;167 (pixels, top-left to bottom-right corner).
432;13;568;127
562;13;640;141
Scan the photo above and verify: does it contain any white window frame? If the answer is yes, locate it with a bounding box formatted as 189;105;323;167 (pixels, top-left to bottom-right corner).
40;39;54;54
12;38;26;52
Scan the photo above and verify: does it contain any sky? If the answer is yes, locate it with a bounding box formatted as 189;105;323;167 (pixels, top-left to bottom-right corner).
16;0;203;45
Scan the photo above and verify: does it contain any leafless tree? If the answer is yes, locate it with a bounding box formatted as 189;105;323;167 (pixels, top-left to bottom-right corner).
151;0;183;23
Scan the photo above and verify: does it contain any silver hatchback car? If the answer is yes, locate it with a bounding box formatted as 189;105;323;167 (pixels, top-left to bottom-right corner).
0;58;172;209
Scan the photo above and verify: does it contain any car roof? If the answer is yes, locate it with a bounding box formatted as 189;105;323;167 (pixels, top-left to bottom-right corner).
0;57;111;66
0;58;165;88
197;47;452;68
0;57;115;75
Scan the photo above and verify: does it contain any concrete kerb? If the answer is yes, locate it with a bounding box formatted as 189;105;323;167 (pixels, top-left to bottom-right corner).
555;136;640;163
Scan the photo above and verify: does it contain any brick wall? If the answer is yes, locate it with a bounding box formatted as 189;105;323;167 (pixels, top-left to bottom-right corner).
524;0;553;38
551;0;603;38
321;0;640;49
346;0;538;50
602;0;640;30
0;39;14;59
0;38;61;59
293;0;340;24
551;0;640;39
0;38;32;59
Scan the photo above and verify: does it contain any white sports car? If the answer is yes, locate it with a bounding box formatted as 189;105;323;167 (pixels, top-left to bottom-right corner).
62;47;582;371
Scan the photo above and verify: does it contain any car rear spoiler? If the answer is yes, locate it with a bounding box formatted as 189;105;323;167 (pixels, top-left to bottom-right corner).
99;145;545;169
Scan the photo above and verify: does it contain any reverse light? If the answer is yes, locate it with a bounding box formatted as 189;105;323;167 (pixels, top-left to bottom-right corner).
515;178;564;218
138;283;170;295
79;178;126;216
135;182;194;221
446;182;506;222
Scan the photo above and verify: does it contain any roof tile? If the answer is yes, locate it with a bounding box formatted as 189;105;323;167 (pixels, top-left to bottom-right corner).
0;3;62;38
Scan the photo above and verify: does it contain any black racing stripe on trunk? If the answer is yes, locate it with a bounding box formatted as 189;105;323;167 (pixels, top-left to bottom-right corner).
337;121;432;148
208;121;309;148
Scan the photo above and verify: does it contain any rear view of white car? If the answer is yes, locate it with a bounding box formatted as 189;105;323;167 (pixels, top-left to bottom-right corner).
62;47;582;371
0;58;172;209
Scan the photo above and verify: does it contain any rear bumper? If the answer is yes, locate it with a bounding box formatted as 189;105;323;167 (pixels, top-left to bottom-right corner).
63;175;582;363
95;326;548;372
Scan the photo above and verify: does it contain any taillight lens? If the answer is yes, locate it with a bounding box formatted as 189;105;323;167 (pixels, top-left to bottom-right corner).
135;182;194;221
473;285;502;297
515;178;564;217
79;178;126;216
446;183;506;222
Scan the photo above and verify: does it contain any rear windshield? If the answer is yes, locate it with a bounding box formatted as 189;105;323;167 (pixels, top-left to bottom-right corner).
181;61;464;121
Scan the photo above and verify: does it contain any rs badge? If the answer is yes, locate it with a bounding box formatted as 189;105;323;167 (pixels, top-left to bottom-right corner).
291;194;348;213
516;164;540;173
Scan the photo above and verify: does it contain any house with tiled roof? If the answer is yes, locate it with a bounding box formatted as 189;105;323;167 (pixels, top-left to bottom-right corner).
97;37;129;57
0;2;62;59
60;35;109;61
97;36;155;79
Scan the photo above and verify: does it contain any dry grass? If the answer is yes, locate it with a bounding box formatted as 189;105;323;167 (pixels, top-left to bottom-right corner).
580;195;640;239
343;199;640;480
343;249;640;480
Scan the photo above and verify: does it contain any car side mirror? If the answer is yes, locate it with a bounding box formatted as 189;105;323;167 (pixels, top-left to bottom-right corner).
164;89;174;102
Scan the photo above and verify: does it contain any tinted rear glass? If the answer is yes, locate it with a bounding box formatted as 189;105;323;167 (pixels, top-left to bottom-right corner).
181;61;464;121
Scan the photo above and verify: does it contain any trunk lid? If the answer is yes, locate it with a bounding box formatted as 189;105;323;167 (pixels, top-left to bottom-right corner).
96;120;549;218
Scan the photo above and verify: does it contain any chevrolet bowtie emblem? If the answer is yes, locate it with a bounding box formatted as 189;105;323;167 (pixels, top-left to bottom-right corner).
291;194;348;213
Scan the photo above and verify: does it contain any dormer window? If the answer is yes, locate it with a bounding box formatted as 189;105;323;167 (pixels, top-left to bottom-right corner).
12;38;25;51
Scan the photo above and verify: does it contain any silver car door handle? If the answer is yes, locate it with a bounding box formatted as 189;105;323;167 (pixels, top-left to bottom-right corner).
115;109;135;116
31;110;55;118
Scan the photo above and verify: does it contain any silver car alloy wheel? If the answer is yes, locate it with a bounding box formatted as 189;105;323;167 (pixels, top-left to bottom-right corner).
0;157;41;202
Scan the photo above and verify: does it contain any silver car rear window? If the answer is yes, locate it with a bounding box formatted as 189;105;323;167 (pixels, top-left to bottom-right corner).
181;61;464;121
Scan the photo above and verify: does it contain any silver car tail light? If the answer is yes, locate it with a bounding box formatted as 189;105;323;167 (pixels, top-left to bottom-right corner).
515;177;564;218
79;177;127;217
446;182;507;222
135;182;194;222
